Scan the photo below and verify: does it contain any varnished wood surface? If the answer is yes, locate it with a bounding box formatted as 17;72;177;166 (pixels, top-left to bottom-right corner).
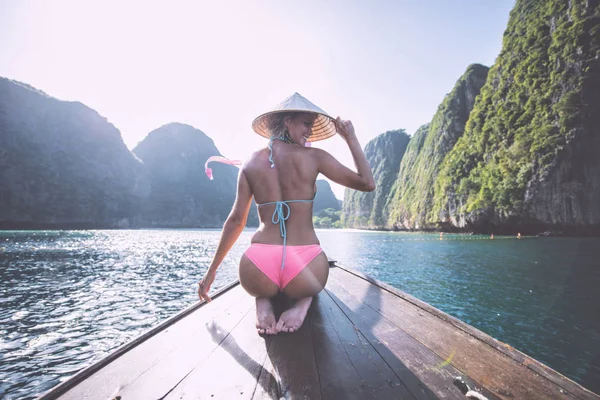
40;264;600;400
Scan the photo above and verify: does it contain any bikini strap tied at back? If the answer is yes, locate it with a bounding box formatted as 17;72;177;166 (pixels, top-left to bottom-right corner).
262;136;314;271
258;199;314;270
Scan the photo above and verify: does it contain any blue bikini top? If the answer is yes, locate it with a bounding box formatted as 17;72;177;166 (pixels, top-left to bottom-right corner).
258;137;316;270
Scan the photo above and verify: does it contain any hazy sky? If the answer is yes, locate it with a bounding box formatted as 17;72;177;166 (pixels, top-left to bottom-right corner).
0;0;514;199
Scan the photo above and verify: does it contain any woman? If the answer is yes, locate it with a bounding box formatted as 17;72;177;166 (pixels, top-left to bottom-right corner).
198;93;375;335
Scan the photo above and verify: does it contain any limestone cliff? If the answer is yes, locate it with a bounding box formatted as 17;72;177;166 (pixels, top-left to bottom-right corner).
386;64;489;230
432;0;600;234
314;180;340;213
0;77;148;229
0;78;256;229
343;130;410;228
132;123;258;228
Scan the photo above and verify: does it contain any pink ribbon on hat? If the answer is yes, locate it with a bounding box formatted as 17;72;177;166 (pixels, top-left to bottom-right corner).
205;156;242;180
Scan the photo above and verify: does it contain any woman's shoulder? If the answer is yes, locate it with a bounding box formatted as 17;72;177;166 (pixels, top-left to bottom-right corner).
250;147;269;159
241;147;269;170
289;146;336;169
242;145;332;172
303;146;332;161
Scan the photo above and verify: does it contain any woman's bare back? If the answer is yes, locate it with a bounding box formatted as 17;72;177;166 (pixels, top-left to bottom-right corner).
243;141;320;246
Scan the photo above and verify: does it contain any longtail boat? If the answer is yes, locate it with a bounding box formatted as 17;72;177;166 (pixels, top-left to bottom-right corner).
39;262;599;399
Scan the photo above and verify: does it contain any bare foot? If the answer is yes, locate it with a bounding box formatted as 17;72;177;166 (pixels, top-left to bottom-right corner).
256;297;277;335
275;297;313;333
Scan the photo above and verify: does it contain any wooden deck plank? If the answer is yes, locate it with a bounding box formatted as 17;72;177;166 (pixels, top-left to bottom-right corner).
54;284;249;400
252;298;322;400
329;266;591;399
310;288;415;400
165;305;270;399
251;345;284;400
113;291;254;399
337;265;599;400
325;276;499;400
41;262;599;400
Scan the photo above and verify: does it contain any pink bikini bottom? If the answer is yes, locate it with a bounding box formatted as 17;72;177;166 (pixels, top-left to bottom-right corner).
244;243;323;290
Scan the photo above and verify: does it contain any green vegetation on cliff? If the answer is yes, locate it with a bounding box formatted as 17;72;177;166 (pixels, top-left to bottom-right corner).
343;130;410;228
0;77;148;228
133;123;258;228
386;64;489;229
313;208;342;228
433;0;600;221
314;180;341;213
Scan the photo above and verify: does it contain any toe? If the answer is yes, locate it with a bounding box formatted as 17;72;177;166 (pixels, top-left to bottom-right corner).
275;319;285;332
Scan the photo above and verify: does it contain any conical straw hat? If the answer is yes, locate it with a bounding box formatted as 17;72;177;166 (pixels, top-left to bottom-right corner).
252;93;336;142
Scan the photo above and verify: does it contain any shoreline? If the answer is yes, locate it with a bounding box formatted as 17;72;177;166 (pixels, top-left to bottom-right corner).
1;223;600;237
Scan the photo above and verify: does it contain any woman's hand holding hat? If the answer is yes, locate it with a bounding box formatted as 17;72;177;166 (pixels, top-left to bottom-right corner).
334;117;357;143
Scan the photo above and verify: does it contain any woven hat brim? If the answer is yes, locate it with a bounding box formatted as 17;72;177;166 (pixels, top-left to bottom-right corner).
252;110;337;143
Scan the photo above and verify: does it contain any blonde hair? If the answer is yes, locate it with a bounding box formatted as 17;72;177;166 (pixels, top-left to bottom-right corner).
266;112;296;143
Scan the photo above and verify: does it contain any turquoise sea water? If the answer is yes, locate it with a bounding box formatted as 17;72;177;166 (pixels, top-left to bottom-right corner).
1;229;599;398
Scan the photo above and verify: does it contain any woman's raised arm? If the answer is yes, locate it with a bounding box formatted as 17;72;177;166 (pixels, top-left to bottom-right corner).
315;117;375;192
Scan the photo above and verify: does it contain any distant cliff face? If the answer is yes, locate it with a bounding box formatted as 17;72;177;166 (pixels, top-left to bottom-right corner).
433;0;600;234
0;77;148;228
132;123;257;228
386;64;489;230
314;180;340;213
0;78;258;229
343;130;410;228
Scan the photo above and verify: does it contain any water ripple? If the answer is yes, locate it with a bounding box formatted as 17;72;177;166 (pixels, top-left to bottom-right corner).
0;229;251;399
1;229;599;398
